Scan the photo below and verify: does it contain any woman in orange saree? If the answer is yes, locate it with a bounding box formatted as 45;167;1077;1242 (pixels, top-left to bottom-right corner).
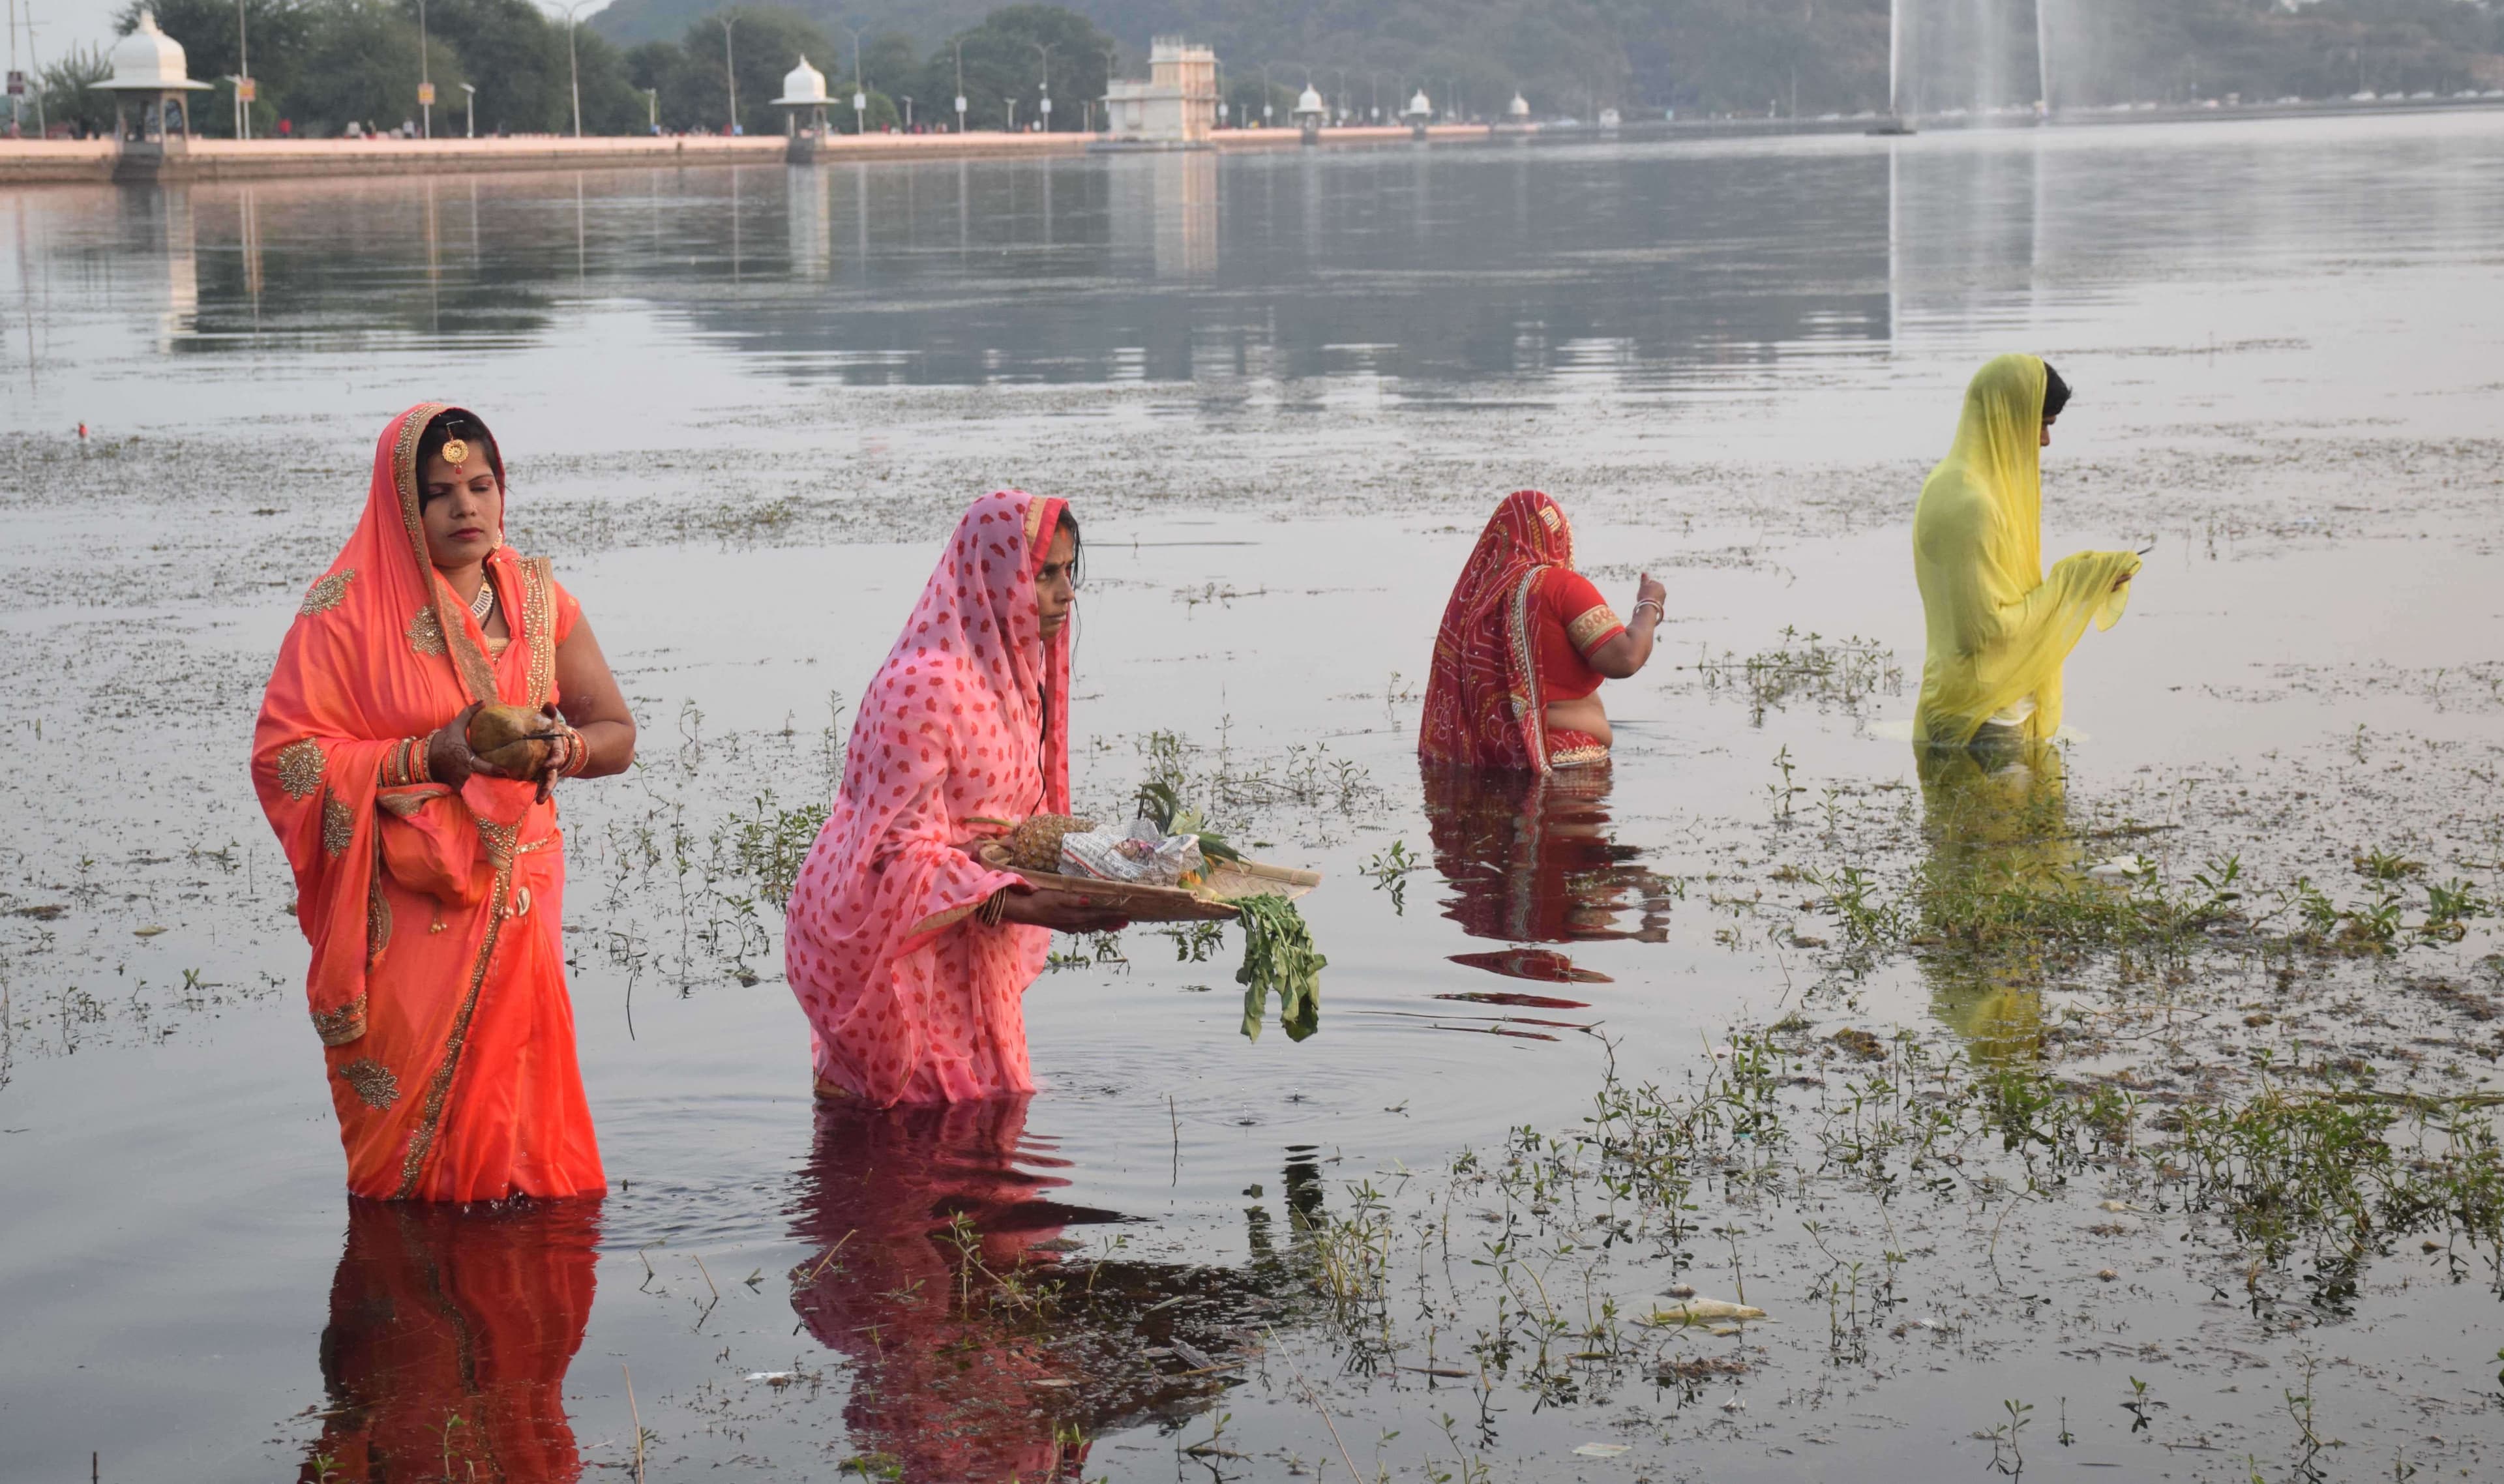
252;403;635;1201
1419;490;1666;772
784;490;1127;1108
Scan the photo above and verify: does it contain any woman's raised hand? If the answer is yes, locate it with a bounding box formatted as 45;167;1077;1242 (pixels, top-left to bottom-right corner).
998;885;1131;934
1633;572;1667;618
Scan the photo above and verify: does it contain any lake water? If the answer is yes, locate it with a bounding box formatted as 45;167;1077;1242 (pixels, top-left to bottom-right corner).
5;115;2503;1481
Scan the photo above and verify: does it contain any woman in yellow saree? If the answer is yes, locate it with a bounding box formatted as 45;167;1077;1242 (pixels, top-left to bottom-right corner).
1913;355;2143;747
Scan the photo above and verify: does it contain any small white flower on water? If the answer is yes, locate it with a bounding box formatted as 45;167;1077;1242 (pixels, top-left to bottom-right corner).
1720;1391;1746;1413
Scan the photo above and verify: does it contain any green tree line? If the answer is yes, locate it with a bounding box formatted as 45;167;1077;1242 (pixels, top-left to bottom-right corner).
42;0;649;138
32;0;2504;138
619;4;1120;136
597;0;2504;119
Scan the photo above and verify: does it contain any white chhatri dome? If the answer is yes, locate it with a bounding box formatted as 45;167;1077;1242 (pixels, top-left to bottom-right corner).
1294;85;1324;114
775;55;829;106
1405;89;1432;116
104;10;210;91
1508;91;1530;117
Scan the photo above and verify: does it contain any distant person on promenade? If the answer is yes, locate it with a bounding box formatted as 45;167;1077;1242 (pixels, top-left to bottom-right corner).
251;404;636;1200
1419;490;1663;771
1911;355;2142;750
783;491;1127;1106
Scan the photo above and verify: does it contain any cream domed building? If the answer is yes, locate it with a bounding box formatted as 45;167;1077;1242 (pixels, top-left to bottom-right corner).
100;10;212;162
772;55;831;160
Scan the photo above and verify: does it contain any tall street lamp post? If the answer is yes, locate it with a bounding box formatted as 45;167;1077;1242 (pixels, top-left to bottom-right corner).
952;37;966;132
547;0;587;137
416;0;432;137
719;14;736;134
838;22;865;133
1031;40;1050;132
460;79;473;136
235;0;250;138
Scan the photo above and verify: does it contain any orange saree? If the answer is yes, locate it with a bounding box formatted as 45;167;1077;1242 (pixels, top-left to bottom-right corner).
251;402;603;1202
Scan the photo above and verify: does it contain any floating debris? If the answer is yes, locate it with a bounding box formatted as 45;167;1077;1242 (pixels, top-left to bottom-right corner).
2086;855;2156;880
1572;1442;1630;1457
1643;1297;1766;1326
1831;1027;1886;1060
132;925;168;938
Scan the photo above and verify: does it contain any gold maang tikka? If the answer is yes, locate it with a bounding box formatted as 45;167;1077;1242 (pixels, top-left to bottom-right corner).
440;436;471;466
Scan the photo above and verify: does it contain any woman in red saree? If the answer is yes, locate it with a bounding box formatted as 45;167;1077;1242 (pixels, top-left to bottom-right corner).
785;490;1127;1107
252;403;635;1202
1419;490;1666;771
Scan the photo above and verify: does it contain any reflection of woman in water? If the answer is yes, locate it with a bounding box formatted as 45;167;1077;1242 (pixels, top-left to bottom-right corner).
784;492;1128;1108
251;404;633;1200
1914;736;2074;1063
1420;490;1664;771
1913;356;2142;749
298;1198;600;1482
788;1099;1275;1482
789;1098;1107;1481
1419;763;1671;975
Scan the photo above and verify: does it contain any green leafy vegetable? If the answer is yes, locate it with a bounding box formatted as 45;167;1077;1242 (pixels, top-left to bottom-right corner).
1235;895;1324;1043
1134;780;1245;865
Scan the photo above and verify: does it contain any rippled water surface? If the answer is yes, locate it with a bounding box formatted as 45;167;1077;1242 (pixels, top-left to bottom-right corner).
5;114;2504;1482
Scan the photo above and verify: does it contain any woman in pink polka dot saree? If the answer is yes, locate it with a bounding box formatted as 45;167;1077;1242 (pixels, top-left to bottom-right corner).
784;491;1129;1106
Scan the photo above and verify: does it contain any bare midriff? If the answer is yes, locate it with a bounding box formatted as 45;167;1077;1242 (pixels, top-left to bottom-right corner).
1545;694;1611;749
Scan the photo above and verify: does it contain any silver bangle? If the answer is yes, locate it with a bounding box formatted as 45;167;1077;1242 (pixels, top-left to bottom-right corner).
1632;599;1663;624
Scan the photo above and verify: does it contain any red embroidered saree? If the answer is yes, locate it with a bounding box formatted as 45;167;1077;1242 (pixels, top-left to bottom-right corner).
251;403;603;1202
784;490;1072;1106
1419;490;1613;771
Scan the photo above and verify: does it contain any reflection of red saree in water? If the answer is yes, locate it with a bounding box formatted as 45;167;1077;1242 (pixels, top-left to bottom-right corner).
1419;490;1620;772
790;1097;1106;1482
251;403;602;1201
784;492;1071;1106
1420;762;1663;950
300;1198;599;1483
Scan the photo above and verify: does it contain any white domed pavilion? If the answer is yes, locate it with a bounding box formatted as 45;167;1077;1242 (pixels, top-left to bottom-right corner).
100;9;211;153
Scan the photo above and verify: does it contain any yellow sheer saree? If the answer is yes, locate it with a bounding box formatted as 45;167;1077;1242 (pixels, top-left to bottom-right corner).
1912;354;2143;747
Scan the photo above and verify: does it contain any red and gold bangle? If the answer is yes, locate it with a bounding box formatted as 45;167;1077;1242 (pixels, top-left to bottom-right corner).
556;727;591;779
383;736;434;788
